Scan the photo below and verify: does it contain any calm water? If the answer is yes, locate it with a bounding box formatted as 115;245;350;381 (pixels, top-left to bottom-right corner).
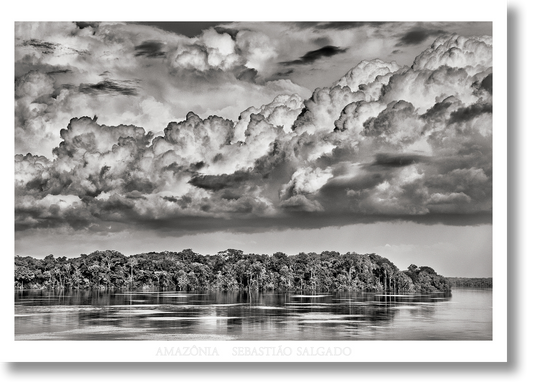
15;288;492;340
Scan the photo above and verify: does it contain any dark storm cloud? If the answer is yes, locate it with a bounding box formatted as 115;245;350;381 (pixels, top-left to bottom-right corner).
448;103;492;124
291;22;387;31
188;170;254;191
235;67;259;83
75;22;99;30
126;209;493;237
47;69;72;75
135;22;224;37
214;26;241;40
281;45;347;66
79;80;138;96
316;22;388;30
134;40;166;58
396;28;447;46
371;153;430;168
479;73;492;94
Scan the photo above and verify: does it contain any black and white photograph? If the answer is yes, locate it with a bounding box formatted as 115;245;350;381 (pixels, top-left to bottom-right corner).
7;0;510;365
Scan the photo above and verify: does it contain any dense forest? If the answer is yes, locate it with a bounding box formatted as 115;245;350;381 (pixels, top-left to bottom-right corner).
14;249;451;293
446;277;492;288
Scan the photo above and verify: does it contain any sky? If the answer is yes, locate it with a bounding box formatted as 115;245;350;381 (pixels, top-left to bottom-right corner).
14;21;494;276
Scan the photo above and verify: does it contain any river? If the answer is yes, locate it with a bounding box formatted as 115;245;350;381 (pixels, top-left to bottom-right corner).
15;288;492;340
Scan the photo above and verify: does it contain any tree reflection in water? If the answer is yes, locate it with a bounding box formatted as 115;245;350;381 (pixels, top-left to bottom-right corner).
15;289;492;341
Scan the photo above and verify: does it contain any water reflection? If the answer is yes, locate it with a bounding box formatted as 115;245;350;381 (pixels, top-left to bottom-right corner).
15;289;491;340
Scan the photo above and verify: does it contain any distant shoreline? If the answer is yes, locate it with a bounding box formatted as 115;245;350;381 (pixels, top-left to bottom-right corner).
446;277;493;289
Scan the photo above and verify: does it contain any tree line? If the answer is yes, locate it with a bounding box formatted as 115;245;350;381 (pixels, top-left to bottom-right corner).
446;277;492;288
14;249;451;293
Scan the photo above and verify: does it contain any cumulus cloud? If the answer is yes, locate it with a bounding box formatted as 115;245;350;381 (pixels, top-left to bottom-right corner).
412;35;492;72
15;29;493;236
14;22;310;157
335;60;402;92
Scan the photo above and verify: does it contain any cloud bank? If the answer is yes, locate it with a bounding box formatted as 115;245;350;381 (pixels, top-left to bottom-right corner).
15;26;493;237
15;22;310;157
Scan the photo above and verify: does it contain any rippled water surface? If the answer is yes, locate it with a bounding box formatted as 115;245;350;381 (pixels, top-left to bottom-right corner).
15;288;492;340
